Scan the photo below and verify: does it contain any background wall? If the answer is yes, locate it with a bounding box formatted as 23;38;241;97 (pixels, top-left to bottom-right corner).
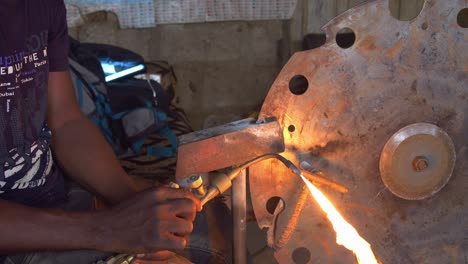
69;0;424;130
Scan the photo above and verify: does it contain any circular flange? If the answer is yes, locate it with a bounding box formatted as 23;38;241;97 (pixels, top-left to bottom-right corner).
379;123;456;200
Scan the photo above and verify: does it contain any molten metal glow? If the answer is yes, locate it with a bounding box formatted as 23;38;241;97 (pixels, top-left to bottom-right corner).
301;174;378;264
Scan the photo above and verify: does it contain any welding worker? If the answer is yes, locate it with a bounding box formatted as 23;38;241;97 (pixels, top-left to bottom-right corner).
0;0;231;263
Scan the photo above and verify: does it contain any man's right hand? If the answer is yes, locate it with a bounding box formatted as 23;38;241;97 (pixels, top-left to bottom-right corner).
93;187;201;255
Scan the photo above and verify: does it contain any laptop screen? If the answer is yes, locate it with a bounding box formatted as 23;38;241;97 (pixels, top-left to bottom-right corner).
101;60;145;82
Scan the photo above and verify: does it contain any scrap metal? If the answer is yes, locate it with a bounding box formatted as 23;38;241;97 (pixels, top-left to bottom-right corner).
248;0;468;263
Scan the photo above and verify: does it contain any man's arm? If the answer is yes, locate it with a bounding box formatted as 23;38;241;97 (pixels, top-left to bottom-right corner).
0;70;201;255
0;71;114;254
0;187;200;254
47;71;137;204
0;199;99;253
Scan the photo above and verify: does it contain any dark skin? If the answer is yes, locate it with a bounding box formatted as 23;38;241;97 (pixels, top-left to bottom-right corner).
0;71;201;263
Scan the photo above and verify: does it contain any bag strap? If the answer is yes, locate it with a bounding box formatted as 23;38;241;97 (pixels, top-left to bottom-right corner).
146;126;178;157
69;61;116;146
127;109;178;157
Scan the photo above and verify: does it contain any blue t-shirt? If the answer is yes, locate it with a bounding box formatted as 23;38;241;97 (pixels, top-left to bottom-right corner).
0;0;70;208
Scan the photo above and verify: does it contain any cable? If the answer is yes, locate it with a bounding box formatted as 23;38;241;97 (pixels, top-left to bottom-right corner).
230;153;301;180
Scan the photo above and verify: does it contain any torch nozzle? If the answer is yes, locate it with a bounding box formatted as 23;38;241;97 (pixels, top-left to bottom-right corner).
192;153;348;207
281;158;302;175
197;153;301;207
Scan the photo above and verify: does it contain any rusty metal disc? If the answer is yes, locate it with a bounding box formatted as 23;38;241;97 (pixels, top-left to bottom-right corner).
248;0;468;263
379;123;456;200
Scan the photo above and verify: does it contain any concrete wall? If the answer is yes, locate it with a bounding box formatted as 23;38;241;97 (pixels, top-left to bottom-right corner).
71;12;287;130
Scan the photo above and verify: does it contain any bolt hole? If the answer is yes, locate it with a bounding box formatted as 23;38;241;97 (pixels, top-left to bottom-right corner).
266;196;283;214
421;22;428;30
458;8;468;28
336;28;355;49
292;247;311;264
389;0;424;21
288;125;296;133
289;75;309;95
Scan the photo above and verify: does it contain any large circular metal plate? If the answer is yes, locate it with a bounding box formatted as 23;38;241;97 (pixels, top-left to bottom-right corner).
249;0;468;263
379;123;456;200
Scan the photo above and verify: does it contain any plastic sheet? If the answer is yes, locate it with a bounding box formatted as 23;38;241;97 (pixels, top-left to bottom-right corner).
65;0;156;28
65;0;297;28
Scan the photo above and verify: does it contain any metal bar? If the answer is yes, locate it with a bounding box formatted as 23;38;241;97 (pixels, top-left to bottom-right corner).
232;169;247;264
175;117;284;181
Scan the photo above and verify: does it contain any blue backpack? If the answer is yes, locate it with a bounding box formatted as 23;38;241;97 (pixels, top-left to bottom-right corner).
68;58;178;158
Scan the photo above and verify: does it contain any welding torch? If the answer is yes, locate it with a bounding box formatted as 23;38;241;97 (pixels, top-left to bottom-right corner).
185;154;301;207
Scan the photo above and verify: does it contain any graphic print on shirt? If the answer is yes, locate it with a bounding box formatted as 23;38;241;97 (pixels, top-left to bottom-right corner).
0;30;53;194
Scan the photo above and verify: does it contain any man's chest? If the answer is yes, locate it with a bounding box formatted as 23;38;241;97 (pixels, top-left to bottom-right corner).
0;3;50;114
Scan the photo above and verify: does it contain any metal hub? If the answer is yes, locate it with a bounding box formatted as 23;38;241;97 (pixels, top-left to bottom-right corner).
248;0;468;263
379;123;456;200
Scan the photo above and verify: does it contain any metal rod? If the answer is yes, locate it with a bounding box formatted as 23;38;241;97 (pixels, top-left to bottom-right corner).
232;169;247;264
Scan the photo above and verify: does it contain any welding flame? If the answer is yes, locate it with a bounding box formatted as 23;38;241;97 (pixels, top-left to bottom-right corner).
301;174;378;264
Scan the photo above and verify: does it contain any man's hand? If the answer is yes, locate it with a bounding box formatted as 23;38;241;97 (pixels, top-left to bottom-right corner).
94;187;201;258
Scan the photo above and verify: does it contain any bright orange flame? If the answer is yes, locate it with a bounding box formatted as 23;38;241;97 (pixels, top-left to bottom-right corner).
301;174;378;264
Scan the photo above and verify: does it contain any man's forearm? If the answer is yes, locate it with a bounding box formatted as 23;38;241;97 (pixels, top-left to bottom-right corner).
51;115;137;205
1;188;203;256
0;200;102;254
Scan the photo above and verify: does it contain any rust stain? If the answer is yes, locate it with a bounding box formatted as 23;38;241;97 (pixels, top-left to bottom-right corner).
411;80;418;93
307;140;351;156
385;40;403;58
345;203;385;218
443;243;462;264
360;35;377;51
